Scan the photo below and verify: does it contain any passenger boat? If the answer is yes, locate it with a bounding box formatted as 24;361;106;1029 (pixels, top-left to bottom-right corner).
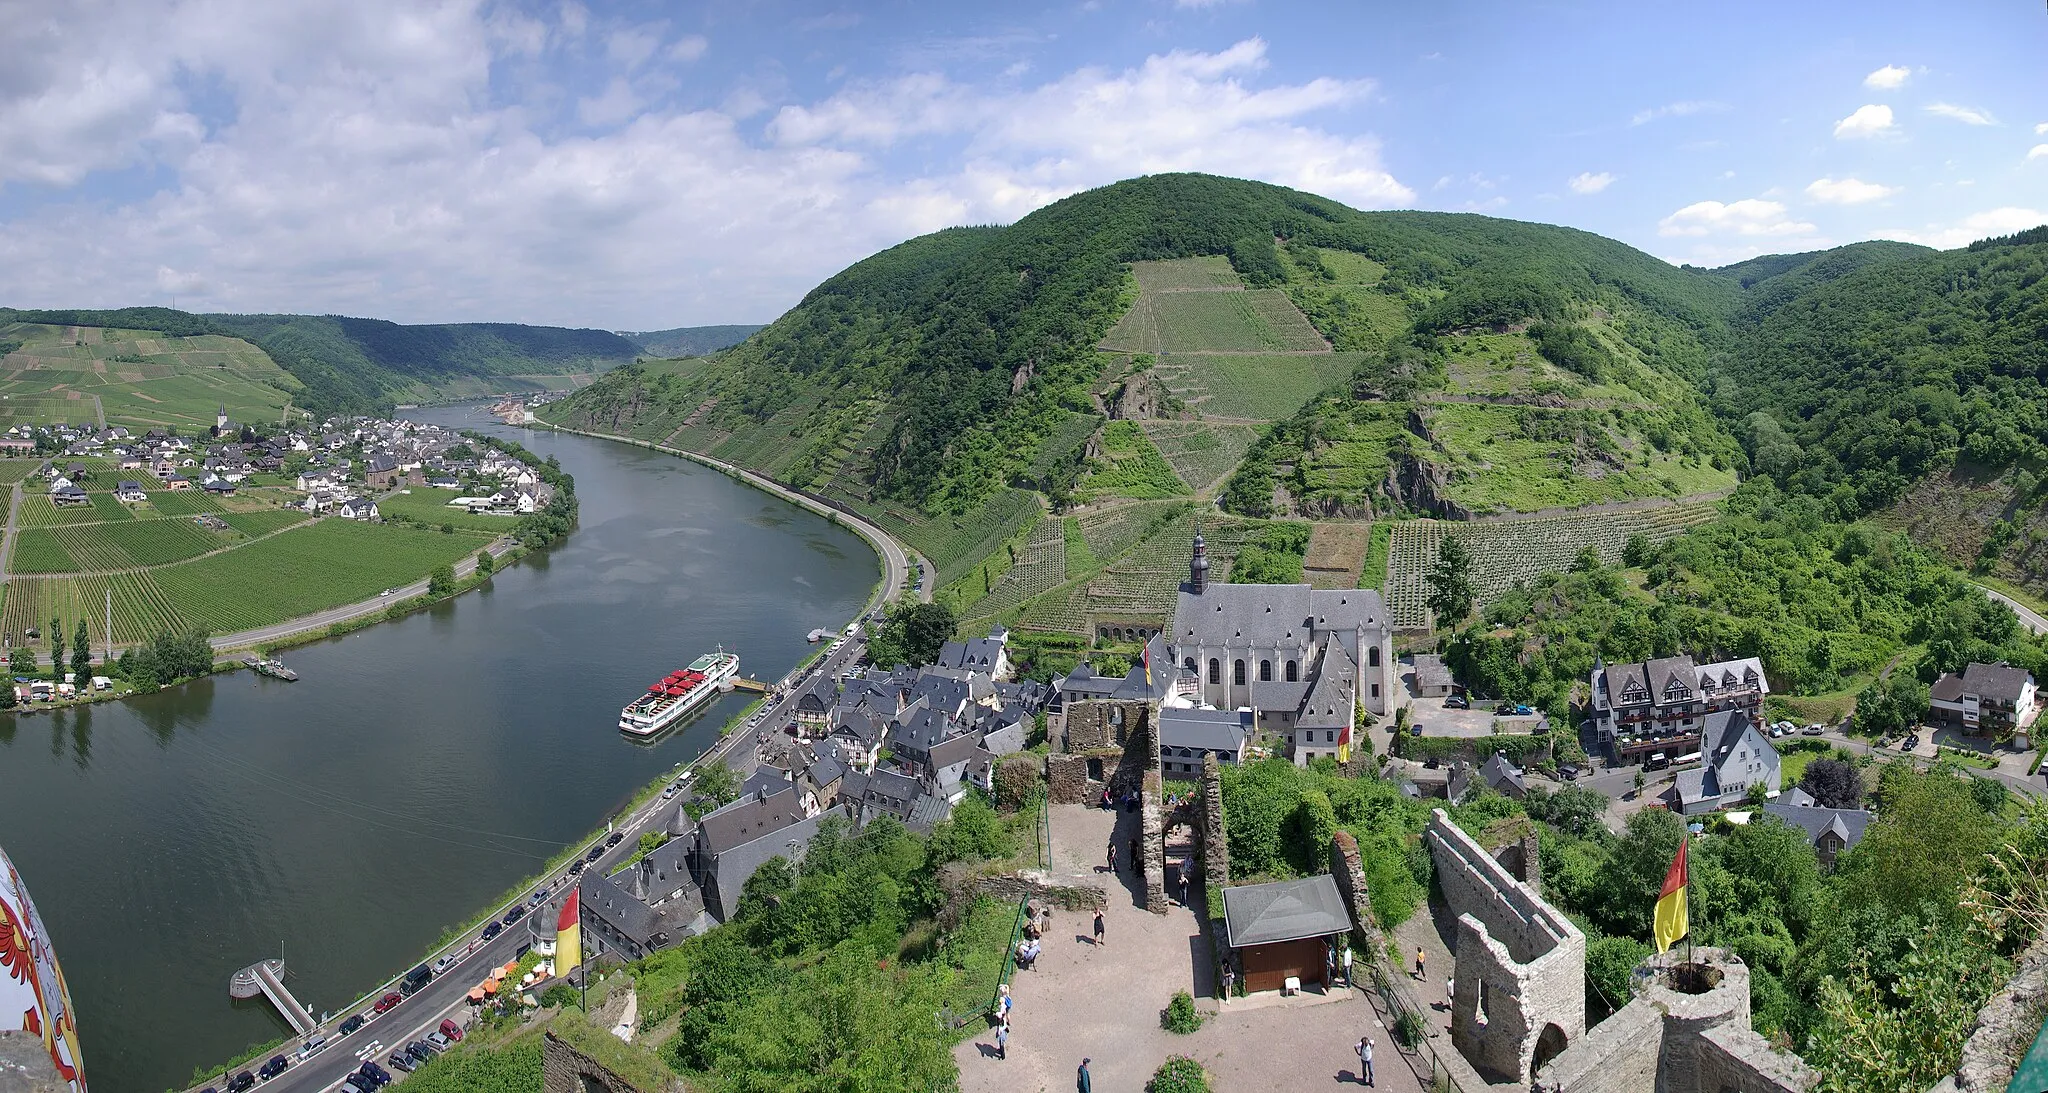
618;649;739;736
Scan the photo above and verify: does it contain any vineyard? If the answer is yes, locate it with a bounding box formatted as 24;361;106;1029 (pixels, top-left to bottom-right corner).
48;518;231;569
1005;505;1259;637
1382;500;1723;628
1076;421;1187;501
378;488;525;532
1153;290;1329;353
1139;422;1260;494
1154;353;1358;422
0;459;41;485
1132;256;1242;291
956;515;1068;629
852;487;1042;590
0;571;189;646
221;511;311;537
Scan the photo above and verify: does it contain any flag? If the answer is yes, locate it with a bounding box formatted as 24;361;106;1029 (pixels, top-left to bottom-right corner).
1142;642;1151;689
556;886;581;975
1653;839;1688;954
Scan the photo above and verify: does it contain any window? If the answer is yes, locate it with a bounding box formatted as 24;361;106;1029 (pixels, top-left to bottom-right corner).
1234;660;1246;686
1183;657;1196;673
1260;659;1272;682
1370;683;1380;699
1328;730;1337;743
1367;646;1380;668
1286;660;1298;682
1208;659;1220;684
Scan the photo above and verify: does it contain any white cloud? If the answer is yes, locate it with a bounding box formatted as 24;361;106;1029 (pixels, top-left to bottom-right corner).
1567;171;1614;194
1878;207;2047;250
2028;145;2048;161
2037;122;2048;135
1926;102;1997;126
0;25;1410;326
667;35;708;62
1833;104;1895;139
1805;177;1899;205
1658;198;1817;238
1863;65;1910;89
1629;100;1725;126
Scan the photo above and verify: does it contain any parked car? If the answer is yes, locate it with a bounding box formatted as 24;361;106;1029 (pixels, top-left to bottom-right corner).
662;785;679;800
406;1043;435;1065
387;1052;416;1074
440;1018;465;1042
259;1054;290;1080
428;1031;452;1050
1802;724;1825;736
606;831;624;847
569;861;584;875
373;991;403;1014
481;921;503;941
338;1014;365;1036
1443;694;1470;709
433;954;458;975
339;1083;362;1093
529;887;550;907
227;1072;256;1093
585;845;604;863
1508;704;1534;716
360;1061;392;1086
1409;723;1423;737
1903;734;1921;750
502;904;526;925
1558;764;1582;781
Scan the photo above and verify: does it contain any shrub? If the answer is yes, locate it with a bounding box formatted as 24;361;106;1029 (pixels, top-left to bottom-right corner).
1394;1009;1427;1048
1161;989;1203;1034
1147;1055;1211;1093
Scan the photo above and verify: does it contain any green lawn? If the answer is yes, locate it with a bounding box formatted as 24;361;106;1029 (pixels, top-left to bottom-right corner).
378;488;526;532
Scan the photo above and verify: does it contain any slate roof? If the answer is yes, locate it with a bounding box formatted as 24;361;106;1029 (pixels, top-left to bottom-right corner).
1932;672;1968;704
863;769;921;811
1964;661;2034;703
581;873;675;949
695;785;804;857
707;806;850;921
1413;654;1454;690
1248;679;1311;712
1703;709;1759;766
1159;707;1252;753
907;792;952;831
1296;640;1358;729
740;767;794;800
927;732;983;772
1762;787;1873;852
1221;874;1352;948
885;705;955;755
980;720;1028;758
938;636;1006;672
805;756;846;790
1646;655;1700;701
1479;753;1526;795
1696;657;1769;697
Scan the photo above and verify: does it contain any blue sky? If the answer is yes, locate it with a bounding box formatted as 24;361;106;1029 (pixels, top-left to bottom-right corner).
0;0;2042;328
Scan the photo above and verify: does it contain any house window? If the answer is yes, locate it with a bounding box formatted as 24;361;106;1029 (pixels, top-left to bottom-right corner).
1234;660;1246;686
1184;657;1196;673
1368;646;1380;668
1328;730;1337;743
1370;683;1380;699
1260;660;1273;682
1208;659;1220;684
1286;660;1298;682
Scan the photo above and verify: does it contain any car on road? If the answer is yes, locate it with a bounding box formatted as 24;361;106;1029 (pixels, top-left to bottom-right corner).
1443;694;1470;709
662;785;679;799
502;904;526;925
569;860;584;875
226;1071;255;1093
379;588;394;597
585;845;604;863
387;1052;416;1073
441;1018;466;1042
1803;724;1826;735
606;831;625;847
338;1014;365;1036
373;991;403;1014
481;921;503;941
259;1054;290;1080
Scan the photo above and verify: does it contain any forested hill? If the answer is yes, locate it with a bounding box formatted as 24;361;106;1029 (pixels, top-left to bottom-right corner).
618;324;763;358
544;172;1745;519
0;307;639;417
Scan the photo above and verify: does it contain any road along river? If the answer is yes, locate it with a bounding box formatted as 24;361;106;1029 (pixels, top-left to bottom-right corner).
0;403;879;1092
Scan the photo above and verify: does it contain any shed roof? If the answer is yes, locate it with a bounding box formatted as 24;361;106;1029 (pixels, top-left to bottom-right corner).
1222;874;1351;948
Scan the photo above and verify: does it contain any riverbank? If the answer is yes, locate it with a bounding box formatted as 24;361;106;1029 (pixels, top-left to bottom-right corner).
535;423;920;614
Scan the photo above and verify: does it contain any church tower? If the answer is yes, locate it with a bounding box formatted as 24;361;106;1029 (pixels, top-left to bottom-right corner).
1189;527;1209;594
216;405;228;432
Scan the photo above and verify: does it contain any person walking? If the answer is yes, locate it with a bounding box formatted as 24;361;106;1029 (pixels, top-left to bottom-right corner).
998;983;1014;1025
995;1020;1009;1061
1106;840;1117;872
1341;944;1354;988
1357;1035;1375;1086
1078;1058;1093;1093
1446;976;1455;1011
1093;908;1106;947
1415;946;1427;981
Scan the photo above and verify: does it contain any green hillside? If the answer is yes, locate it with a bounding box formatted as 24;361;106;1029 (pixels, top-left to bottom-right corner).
0;307;636;417
0;319;302;431
618;324;763;357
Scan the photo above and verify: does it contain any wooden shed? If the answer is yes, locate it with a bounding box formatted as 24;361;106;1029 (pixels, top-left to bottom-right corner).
1221;874;1352;994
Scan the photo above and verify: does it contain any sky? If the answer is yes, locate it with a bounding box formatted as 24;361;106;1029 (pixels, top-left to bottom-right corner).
1;0;2043;329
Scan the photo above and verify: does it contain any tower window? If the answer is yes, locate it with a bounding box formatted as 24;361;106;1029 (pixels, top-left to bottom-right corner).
1368;646;1381;668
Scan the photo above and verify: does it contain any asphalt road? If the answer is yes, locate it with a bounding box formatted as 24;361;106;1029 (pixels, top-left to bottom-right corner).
1979;583;2048;636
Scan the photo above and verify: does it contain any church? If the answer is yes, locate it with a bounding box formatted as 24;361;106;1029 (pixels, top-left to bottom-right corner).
1164;531;1396;765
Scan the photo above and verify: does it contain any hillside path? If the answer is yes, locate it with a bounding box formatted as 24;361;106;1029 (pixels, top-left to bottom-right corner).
0;482;20;589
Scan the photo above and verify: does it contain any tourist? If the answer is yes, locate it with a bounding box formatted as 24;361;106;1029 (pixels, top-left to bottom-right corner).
1415;946;1426;981
1093;908;1106;947
1357;1036;1375;1086
1107;840;1117;872
1341;944;1354;988
999;983;1014;1023
1446;977;1455;1011
995;1020;1008;1060
1077;1058;1093;1093
1222;962;1235;999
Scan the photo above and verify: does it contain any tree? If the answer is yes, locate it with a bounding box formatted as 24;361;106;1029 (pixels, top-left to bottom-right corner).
47;619;63;682
1839;766;1997;920
8;648;35;679
0;683;14;709
428;563;456;596
1425;533;1474;628
1800;758;1865;809
692;763;738;808
867;601;957;668
70;619;91;686
1526;785;1610;838
1855;673;1929;738
475;550;494;577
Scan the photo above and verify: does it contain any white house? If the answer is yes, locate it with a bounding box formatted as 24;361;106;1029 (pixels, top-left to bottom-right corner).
338;497;380;521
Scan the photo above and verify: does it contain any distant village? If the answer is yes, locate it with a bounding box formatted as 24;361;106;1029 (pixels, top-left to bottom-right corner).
12;408;552;521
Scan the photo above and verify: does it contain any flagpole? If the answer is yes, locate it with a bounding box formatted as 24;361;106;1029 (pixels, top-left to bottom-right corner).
1683;833;1693;966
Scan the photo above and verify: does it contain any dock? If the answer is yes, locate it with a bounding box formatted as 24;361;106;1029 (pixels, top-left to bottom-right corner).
229;958;317;1036
730;677;769;693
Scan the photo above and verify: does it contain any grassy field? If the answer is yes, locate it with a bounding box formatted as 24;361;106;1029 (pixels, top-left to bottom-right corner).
378;487;528;532
1139;422;1261;494
1155;353;1358;421
0;322;302;432
1077;421;1187;501
1359;521;1391;590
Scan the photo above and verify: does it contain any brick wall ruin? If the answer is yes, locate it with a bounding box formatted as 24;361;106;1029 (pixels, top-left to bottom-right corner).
1199;753;1229;889
1329;830;1384;959
1049;699;1168;914
1535;948;1816;1093
1426;808;1586;1082
543;1030;650;1093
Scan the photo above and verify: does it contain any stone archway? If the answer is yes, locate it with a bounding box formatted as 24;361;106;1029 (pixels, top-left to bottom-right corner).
1532;1023;1569;1078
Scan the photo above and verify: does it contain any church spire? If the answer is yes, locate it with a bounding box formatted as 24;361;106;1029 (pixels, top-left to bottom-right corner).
1189;522;1209;594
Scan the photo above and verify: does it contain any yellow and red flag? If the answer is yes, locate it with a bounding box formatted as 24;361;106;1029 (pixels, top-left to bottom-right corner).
556;885;581;975
1653;838;1688;954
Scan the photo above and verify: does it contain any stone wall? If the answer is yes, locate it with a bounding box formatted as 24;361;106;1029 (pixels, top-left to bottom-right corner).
1329;830;1383;959
967;872;1107;912
1048;700;1155;805
1140;767;1168;914
1955;937;2048;1093
1530;996;1663;1093
1046;753;1094;805
1199;753;1229;889
543;1030;648;1093
1426;808;1585;1082
0;1031;67;1093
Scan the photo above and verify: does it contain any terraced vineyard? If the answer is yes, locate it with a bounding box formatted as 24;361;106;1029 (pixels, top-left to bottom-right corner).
1382;501;1723;628
850;487;1042;590
1006;505;1260;638
0;322;302;432
957;515;1068;628
1153;291;1329;353
1140;422;1261;494
1133;256;1242;291
1154;353;1358;421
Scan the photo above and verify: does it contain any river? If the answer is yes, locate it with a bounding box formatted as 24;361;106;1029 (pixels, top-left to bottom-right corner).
0;405;879;1092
